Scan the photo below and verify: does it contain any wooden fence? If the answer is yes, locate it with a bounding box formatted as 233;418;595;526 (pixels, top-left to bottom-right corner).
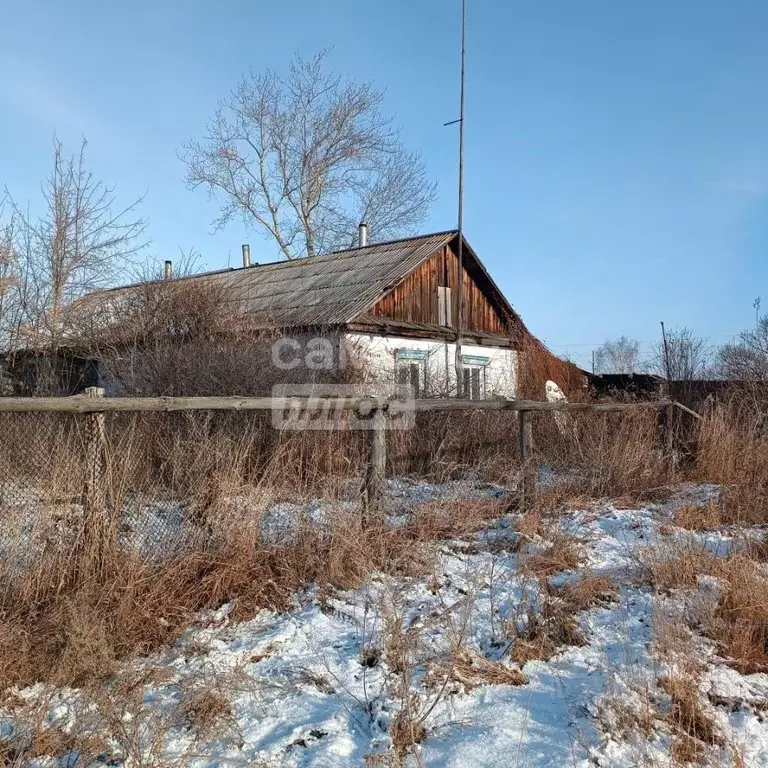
0;392;699;514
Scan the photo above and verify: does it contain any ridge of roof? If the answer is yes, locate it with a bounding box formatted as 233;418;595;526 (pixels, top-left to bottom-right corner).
82;230;460;328
91;230;460;298
328;228;458;254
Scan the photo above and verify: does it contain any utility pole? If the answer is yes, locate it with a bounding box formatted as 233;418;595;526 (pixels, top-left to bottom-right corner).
660;321;673;398
445;0;467;397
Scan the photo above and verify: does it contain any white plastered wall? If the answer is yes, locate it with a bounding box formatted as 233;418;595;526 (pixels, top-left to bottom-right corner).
344;332;517;399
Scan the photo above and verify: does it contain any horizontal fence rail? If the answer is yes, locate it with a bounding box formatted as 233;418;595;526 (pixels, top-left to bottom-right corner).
0;387;701;557
0;387;700;578
0;394;700;417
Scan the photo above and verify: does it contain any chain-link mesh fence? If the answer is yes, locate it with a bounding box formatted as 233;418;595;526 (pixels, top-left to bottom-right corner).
0;408;377;570
0;400;681;584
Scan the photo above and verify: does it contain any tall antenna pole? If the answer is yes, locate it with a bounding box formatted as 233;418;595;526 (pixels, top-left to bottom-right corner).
660;321;673;397
454;0;466;396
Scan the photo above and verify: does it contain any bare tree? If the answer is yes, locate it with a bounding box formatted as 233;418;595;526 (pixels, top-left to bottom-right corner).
714;315;768;381
0;201;35;358
182;51;436;260
652;327;710;381
593;336;640;374
0;201;18;343
6;137;147;350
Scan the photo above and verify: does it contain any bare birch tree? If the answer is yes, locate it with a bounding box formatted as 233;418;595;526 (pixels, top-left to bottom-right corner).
0;201;34;357
182;51;436;259
0;201;19;352
6;137;147;349
652;327;710;381
0;201;15;309
714;316;768;380
593;336;640;374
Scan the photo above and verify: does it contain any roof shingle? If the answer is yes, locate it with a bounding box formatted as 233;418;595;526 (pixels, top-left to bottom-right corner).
93;231;458;328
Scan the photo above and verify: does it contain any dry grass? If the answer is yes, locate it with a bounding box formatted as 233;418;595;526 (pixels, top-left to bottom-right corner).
595;689;656;743
378;587;491;765
503;566;611;668
0;385;765;765
642;541;717;592
662;674;721;744
426;648;527;691
672;501;724;531
552;572;618;612
2;407;553;694
521;532;584;578
744;537;768;562
705;556;768;675
508;609;586;665
530;407;672;505
644;540;768;675
655;626;730;762
389;703;428;763
178;688;233;737
506;586;587;665
514;509;545;541
696;396;768;525
0;658;271;766
0;725;110;767
405;498;507;540
661;674;725;764
0;405;525;691
389;410;523;482
0;505;441;691
648;608;746;767
0;686;110;765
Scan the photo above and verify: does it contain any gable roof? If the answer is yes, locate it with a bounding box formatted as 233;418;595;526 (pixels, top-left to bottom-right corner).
89;230;523;331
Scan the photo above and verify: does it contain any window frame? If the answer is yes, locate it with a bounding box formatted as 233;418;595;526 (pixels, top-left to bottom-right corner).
438;286;453;327
460;354;489;400
395;348;427;399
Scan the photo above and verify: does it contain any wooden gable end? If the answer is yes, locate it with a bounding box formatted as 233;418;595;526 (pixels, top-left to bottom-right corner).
367;243;513;336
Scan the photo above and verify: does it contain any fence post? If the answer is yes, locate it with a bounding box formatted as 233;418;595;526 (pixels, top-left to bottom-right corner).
363;406;387;526
81;386;108;574
662;403;677;473
518;409;536;510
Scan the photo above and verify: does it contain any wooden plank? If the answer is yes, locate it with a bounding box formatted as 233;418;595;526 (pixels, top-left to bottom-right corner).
360;237;511;336
82;387;106;515
400;399;672;414
363;408;387;521
78;386;111;580
345;321;520;348
0;395;386;413
671;400;702;420
0;395;675;415
662;403;676;470
518;410;536;510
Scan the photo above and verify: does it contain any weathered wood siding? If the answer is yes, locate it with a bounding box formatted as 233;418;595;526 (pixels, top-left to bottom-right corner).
368;245;511;335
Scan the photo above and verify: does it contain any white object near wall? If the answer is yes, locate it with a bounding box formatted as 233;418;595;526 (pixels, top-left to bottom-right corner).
545;379;569;435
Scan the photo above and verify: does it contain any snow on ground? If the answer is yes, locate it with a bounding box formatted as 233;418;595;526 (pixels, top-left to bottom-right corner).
2;479;768;767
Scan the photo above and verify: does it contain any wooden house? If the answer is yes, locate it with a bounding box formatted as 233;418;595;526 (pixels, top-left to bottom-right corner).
4;230;580;398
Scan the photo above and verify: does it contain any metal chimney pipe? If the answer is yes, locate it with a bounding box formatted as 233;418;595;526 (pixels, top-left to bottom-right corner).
163;260;173;280
358;222;368;248
242;244;251;267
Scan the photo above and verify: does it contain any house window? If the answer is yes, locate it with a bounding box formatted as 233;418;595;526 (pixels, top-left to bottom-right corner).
395;349;426;398
438;286;452;327
460;354;489;399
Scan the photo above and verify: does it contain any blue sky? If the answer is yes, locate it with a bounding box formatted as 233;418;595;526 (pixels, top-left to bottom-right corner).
2;0;766;369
